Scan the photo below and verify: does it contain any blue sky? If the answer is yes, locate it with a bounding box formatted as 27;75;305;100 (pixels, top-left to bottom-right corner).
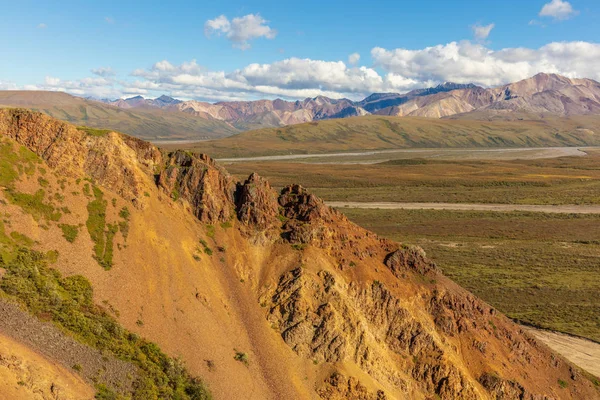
1;0;599;101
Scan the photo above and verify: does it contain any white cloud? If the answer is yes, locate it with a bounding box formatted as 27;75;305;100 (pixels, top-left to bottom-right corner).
91;67;116;77
204;14;277;50
348;53;361;65
371;41;600;88
45;76;61;86
37;23;47;29
539;0;578;20
0;80;19;90
12;40;600;102
528;19;547;28
36;75;121;98
472;23;495;40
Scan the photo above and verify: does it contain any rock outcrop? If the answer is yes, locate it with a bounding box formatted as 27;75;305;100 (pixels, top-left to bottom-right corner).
0;108;161;208
1;109;599;400
318;372;387;400
157;150;235;223
235;172;280;230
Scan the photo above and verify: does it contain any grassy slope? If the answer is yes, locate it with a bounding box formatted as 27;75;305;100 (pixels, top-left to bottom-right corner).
0;91;239;140
0;132;313;399
0;136;211;398
184;114;600;158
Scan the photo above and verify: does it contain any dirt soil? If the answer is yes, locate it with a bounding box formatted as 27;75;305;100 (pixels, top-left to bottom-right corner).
0;299;137;393
525;326;600;378
0;329;94;399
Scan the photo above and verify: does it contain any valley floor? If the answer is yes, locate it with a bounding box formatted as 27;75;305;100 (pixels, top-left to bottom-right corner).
327;201;600;214
217;146;590;164
526;327;600;378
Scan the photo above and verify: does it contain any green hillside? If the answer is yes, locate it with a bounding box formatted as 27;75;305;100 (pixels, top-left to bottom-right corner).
183;114;600;158
0;91;238;140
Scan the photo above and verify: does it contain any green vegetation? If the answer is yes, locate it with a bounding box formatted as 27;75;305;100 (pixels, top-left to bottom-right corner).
341;207;600;342
94;384;120;400
0;98;238;141
9;231;34;247
118;207;130;220
0;139;39;188
77;126;113;137
37;176;49;187
118;207;130;240
559;379;569;388
205;225;215;239
226;150;600;205
0;246;211;400
5;189;62;221
59;224;79;243
233;351;249;366
220;221;232;229
86;186;116;269
199;239;212;256
185;114;600;158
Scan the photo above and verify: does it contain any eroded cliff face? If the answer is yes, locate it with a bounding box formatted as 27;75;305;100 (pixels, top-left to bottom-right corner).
1;108;599;400
0;108;161;208
158;150;236;223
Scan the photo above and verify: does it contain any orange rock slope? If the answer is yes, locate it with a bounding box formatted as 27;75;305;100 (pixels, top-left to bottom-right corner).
0;108;599;399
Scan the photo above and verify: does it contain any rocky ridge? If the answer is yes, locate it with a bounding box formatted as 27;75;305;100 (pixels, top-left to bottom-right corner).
1;108;599;399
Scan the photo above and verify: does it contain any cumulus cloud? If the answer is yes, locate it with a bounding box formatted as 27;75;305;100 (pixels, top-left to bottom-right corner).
348;53;361;65
371;41;600;87
539;0;578;20
91;67;116;77
34;75;122;98
37;23;47;29
0;80;19;90
204;14;277;50
471;23;494;40
12;40;600;102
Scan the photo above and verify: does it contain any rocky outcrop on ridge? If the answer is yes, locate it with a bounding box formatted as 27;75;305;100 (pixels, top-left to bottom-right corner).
1;108;599;400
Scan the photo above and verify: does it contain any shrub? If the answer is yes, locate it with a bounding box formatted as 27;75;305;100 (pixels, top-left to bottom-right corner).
206;225;215;239
558;379;568;388
5;189;61;221
220;221;232;229
59;224;79;243
118;207;130;220
0;248;212;400
234;351;249;366
86;186;116;269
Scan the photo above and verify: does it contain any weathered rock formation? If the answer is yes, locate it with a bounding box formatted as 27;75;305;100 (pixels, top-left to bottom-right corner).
1;108;599;399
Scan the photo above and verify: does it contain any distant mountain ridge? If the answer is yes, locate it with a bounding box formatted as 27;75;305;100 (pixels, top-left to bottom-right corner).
2;73;599;139
102;94;367;130
99;73;600;129
0;91;238;140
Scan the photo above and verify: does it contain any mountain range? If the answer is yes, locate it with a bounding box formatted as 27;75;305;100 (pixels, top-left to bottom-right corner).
1;108;599;399
100;73;600;129
1;73;600;142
